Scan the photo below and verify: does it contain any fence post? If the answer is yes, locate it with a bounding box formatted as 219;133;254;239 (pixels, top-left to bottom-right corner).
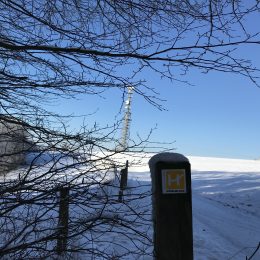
118;160;128;202
57;186;69;255
113;164;117;180
149;153;193;260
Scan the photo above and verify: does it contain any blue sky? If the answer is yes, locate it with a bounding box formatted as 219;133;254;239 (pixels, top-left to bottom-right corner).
52;7;260;160
57;53;260;160
132;63;260;160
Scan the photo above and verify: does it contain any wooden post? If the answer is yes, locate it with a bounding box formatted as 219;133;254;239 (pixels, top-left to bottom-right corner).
57;186;69;255
149;153;193;260
118;160;128;202
113;164;118;180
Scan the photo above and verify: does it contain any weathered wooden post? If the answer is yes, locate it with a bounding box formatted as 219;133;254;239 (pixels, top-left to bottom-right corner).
149;153;193;260
118;160;128;202
57;186;69;255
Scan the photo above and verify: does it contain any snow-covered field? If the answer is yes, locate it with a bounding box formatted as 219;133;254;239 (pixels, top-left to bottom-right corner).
127;155;260;260
1;154;259;259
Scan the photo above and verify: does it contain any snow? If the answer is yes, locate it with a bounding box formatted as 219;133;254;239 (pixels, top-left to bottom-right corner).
148;152;189;167
127;155;260;260
1;153;260;259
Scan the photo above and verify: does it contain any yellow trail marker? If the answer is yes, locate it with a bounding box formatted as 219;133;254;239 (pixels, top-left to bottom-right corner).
162;169;186;193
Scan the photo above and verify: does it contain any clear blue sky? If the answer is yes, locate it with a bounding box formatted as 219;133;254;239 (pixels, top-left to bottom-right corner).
132;64;260;160
57;52;260;160
53;14;260;160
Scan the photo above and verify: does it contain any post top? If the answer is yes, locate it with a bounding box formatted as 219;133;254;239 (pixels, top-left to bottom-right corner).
149;152;189;168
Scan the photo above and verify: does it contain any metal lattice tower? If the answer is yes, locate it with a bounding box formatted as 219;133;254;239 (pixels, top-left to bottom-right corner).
119;86;134;150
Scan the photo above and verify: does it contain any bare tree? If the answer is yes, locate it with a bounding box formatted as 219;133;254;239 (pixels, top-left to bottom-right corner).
0;0;260;258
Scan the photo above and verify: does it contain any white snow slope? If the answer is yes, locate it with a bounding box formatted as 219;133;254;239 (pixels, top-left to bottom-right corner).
1;154;259;259
128;155;260;260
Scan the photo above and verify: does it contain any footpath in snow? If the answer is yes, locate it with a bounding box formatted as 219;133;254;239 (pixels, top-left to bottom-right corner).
128;155;260;260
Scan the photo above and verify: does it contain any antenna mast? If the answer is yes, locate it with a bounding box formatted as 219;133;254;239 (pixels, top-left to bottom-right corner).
120;86;134;150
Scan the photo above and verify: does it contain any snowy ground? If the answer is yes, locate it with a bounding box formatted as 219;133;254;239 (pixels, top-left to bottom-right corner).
127;155;260;260
1;154;260;259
